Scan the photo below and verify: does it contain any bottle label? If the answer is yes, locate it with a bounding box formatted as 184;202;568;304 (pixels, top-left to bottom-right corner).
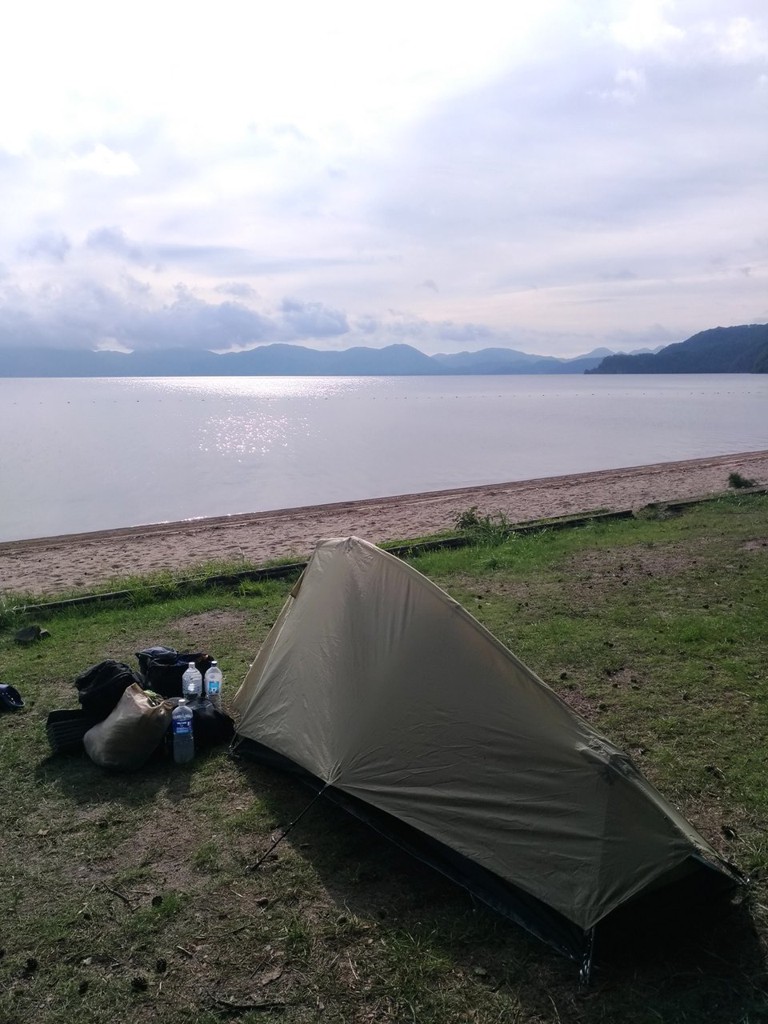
174;721;192;735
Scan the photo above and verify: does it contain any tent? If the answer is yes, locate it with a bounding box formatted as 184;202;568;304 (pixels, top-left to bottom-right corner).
232;536;740;972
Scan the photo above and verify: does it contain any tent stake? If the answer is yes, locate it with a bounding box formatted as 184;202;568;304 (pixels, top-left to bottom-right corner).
246;785;329;873
579;927;595;986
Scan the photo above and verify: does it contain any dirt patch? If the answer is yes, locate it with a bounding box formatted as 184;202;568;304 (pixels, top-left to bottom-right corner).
107;802;213;893
603;666;643;689
742;537;768;552
565;541;714;584
166;610;250;635
556;685;597;720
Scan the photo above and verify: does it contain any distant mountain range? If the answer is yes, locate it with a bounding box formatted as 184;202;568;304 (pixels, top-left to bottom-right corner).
587;324;768;374
0;343;613;377
433;347;617;374
0;323;765;376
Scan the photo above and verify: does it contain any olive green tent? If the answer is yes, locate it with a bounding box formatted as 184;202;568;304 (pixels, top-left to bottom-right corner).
232;537;740;970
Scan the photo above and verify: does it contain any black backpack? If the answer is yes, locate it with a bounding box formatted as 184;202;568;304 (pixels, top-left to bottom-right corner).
75;660;143;720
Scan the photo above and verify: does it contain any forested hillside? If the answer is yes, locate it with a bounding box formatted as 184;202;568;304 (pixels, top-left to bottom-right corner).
589;324;768;373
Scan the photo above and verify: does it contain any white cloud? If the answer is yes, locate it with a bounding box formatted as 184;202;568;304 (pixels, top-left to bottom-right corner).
607;0;684;52
717;16;768;61
95;336;132;353
65;144;139;177
598;67;648;103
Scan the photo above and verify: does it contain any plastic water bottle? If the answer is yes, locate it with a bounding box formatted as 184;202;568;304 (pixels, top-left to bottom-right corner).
182;661;202;701
172;699;194;764
204;660;223;708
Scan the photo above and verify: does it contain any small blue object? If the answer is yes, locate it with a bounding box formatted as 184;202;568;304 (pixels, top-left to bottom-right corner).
0;684;25;711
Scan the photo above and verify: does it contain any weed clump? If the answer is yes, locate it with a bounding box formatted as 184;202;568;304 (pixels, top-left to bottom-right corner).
634;502;674;521
454;506;515;545
728;471;757;489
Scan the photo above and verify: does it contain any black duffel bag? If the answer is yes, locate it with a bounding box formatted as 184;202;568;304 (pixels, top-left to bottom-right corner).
75;660;143;721
191;699;235;749
136;647;214;699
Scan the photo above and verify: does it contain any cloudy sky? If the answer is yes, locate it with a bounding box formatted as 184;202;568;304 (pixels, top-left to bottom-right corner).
1;0;766;357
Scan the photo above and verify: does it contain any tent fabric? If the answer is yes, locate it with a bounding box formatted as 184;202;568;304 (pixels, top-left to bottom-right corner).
233;536;737;938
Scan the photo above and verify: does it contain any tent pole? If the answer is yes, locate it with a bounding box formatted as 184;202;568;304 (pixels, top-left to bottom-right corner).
245;784;329;873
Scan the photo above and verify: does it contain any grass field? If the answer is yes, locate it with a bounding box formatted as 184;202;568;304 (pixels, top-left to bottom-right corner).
1;493;767;1023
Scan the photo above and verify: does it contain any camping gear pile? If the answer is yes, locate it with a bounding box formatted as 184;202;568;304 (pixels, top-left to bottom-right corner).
232;536;744;976
47;646;234;769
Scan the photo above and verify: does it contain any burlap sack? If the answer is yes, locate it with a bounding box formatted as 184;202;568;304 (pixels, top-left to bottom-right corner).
83;683;173;770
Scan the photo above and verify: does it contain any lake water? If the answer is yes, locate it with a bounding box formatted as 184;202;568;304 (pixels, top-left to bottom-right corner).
0;374;766;542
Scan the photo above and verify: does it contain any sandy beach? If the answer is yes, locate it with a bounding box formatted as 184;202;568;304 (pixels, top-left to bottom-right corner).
1;450;767;598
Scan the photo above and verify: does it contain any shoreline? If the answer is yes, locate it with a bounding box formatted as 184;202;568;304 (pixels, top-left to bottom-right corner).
2;450;767;597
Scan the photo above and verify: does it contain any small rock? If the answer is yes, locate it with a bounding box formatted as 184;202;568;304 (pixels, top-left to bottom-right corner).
14;625;50;645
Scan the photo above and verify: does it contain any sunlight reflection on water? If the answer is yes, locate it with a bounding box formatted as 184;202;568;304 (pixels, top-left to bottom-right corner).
201;413;303;457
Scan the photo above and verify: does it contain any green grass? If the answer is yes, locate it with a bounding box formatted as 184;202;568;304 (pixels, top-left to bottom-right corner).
1;493;767;1023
